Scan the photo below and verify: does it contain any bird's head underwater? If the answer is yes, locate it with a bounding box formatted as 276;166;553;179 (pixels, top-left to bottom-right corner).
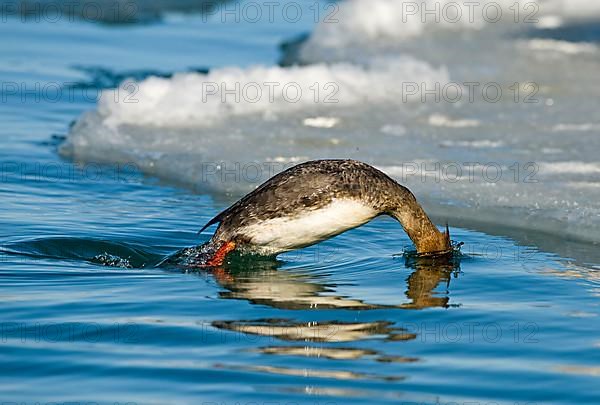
415;224;453;257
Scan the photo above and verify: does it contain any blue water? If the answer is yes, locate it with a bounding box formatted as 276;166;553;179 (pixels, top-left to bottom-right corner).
1;2;600;404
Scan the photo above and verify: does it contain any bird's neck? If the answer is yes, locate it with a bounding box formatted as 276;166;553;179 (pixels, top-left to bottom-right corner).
388;189;449;254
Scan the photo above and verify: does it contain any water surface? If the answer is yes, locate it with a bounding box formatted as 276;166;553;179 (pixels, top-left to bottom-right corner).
1;1;600;404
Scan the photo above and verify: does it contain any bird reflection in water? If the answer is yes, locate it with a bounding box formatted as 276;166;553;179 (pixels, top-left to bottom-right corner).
201;249;462;311
400;248;462;309
169;249;462;386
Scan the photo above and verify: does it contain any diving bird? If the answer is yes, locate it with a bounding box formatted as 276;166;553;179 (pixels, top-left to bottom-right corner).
192;159;451;266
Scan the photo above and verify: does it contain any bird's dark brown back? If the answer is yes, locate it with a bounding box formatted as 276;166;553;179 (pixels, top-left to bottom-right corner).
208;160;406;233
